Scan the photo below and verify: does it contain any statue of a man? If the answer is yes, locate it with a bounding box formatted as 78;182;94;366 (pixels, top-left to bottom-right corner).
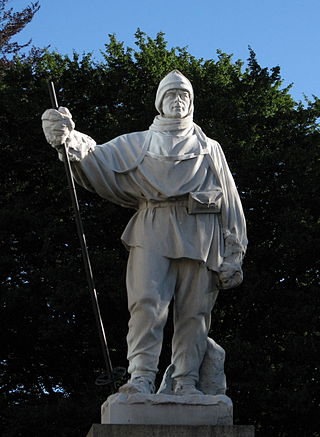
42;70;247;396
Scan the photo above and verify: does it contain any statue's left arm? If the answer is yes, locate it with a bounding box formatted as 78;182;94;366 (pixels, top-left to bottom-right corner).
213;142;248;289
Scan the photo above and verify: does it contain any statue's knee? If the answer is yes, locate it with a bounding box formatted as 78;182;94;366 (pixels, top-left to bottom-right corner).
130;297;167;319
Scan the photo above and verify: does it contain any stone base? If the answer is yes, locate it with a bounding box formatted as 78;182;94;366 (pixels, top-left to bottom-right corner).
101;393;233;426
87;424;255;437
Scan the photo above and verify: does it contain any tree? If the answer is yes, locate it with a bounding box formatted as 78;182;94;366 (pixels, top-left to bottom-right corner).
0;31;319;436
0;0;40;65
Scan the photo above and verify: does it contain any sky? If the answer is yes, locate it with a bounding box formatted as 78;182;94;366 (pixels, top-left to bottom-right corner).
11;0;320;102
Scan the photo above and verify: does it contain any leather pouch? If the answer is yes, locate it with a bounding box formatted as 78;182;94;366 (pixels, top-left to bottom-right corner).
188;189;223;214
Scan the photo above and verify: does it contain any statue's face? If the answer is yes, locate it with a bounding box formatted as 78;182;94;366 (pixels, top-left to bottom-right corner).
162;88;190;118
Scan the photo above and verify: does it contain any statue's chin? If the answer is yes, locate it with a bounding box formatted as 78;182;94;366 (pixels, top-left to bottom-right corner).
45;133;55;143
163;112;186;119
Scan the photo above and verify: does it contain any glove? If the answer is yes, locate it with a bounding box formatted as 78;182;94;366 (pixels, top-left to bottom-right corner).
218;259;243;289
41;107;75;147
218;232;245;290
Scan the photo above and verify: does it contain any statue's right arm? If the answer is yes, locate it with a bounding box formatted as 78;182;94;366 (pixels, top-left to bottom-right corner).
41;107;96;161
41;108;139;207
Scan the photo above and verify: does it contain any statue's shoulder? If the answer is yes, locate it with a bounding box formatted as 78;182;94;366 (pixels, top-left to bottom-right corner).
113;130;150;144
207;138;220;149
96;130;150;173
193;124;220;154
100;130;149;150
201;135;221;155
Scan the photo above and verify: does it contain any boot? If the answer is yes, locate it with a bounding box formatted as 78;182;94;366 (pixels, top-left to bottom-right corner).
173;378;204;396
119;376;155;394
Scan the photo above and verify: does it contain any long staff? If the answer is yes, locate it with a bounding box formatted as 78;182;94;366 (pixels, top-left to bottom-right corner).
47;81;115;388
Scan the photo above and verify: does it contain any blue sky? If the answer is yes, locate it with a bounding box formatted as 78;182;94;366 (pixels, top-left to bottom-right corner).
12;0;320;102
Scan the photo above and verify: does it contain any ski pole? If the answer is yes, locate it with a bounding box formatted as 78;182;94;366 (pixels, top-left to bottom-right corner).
47;81;116;389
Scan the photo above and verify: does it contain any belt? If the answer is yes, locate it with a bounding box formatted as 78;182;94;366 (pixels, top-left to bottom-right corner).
138;198;189;209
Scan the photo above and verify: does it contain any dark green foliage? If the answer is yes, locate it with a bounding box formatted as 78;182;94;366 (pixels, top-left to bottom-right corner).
1;30;319;436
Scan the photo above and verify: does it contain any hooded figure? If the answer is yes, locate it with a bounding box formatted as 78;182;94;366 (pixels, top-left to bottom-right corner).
151;69;194;128
42;70;247;396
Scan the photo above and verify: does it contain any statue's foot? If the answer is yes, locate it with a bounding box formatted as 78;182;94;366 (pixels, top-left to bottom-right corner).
174;381;204;396
119;376;155;395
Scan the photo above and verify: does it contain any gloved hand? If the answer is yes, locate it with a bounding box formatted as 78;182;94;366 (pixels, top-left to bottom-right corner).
218;232;245;289
218;258;243;289
41;107;75;147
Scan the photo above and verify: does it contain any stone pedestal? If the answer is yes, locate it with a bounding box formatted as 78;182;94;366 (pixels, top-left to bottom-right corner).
101;393;233;426
87;424;255;437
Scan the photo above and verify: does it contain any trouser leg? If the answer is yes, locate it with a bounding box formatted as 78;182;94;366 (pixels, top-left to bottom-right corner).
126;247;176;379
171;259;219;384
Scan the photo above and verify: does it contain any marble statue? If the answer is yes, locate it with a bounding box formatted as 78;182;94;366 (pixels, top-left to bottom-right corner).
42;70;247;398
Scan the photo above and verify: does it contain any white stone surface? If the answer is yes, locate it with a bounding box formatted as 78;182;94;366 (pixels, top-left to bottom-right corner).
87;424;255;437
101;393;233;426
158;338;226;396
41;106;75;146
198;337;227;395
42;70;248;397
